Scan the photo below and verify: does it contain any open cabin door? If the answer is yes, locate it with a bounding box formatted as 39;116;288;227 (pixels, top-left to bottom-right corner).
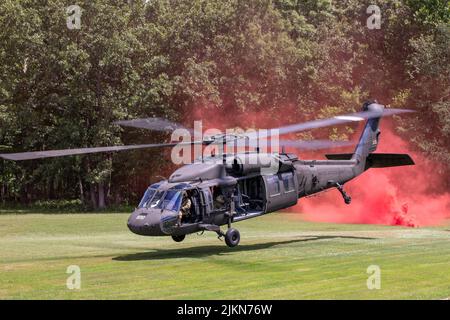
236;176;266;214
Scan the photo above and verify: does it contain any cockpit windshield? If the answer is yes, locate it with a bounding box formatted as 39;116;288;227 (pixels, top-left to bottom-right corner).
138;183;188;212
148;190;165;208
138;184;160;208
141;189;183;212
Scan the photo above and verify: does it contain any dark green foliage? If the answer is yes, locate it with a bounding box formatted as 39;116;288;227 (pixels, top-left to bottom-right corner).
0;0;448;208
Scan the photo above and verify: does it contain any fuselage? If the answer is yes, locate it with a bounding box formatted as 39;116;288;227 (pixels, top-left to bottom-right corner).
127;152;361;237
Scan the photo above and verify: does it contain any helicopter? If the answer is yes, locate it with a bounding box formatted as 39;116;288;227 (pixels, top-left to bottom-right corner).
0;101;415;247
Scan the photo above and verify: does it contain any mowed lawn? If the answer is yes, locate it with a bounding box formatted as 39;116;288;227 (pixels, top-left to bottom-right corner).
0;212;449;299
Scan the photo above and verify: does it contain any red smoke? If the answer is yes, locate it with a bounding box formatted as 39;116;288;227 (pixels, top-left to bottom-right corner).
185;105;450;227
295;123;450;227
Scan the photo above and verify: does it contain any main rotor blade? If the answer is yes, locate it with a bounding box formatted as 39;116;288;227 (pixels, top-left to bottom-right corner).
0;141;204;161
277;139;353;150
229;138;353;150
248;107;414;140
114;117;192;133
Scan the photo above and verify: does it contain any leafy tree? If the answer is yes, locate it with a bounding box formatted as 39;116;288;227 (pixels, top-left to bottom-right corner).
0;0;448;208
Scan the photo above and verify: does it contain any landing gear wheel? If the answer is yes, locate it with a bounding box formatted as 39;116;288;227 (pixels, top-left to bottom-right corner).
335;182;352;205
171;235;185;242
225;228;240;247
344;196;352;205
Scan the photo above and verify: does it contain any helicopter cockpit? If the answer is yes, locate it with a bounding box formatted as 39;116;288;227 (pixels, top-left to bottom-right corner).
128;182;200;236
128;174;269;237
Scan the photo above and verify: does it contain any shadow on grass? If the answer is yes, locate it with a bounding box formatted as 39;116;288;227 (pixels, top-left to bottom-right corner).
113;235;375;261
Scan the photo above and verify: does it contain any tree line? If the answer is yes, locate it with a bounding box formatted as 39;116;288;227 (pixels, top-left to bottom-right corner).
0;0;448;209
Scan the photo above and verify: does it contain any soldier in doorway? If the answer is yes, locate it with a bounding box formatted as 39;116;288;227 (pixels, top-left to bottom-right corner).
177;192;192;226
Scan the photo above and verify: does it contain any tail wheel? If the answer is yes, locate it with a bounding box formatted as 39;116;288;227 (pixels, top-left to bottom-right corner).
171;235;186;242
225;228;240;247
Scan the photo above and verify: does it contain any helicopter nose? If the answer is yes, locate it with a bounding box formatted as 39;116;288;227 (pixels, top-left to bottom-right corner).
127;208;165;236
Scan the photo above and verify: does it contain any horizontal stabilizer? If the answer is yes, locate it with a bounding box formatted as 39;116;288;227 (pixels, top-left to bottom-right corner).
326;153;415;168
365;153;415;168
325;153;353;160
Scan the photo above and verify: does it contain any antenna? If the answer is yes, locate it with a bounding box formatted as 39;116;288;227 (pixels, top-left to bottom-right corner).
256;131;260;154
222;138;226;165
245;136;250;153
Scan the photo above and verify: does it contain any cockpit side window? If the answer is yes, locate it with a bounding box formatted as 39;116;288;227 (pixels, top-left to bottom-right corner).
161;190;182;212
282;172;295;193
267;175;281;196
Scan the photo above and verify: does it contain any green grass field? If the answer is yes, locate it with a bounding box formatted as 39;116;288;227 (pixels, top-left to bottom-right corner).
0;212;449;299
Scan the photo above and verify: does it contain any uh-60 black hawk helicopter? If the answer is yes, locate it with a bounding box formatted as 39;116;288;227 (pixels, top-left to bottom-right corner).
0;101;415;247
